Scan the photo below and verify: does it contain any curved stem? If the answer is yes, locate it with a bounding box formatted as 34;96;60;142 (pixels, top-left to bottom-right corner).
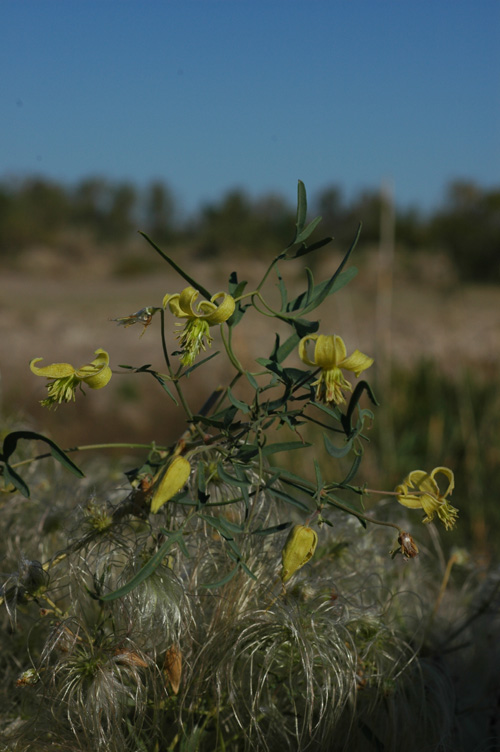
10;443;167;469
220;325;245;374
160;308;172;371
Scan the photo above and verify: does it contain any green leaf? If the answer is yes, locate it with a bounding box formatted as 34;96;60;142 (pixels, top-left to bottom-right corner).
275;332;301;363
295;179;307;236
323;432;353;458
245;371;260;391
341;380;378;436
200;565;240;589
216;461;251;487
148;371;178;404
287;236;332;259
99;531;184;601
267;486;310;512
289;317;319;339
200;513;244;536
2;463;30;497
261;441;310;457
228;271;247;298
1;431;84;488
295;215;322;245
237;444;260;462
227;387;251;414
252;522;291;536
339;453;362;486
291;267;358;317
139;232;212;299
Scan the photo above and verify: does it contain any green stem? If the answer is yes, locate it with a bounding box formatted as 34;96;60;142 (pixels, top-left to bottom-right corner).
255;257;279;293
220;325;245;374
10;443;166;469
159;308;172;371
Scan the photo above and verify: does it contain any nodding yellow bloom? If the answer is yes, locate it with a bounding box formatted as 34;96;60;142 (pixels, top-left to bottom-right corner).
395;466;458;530
281;524;318;583
163;286;235;366
150;456;191;514
299;334;373;405
30;349;112;409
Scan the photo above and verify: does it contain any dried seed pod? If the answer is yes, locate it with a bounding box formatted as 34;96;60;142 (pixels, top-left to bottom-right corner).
164;645;182;695
281;525;318;583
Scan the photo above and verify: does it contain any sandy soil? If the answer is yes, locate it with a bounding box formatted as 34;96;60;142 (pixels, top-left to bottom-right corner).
1;249;499;447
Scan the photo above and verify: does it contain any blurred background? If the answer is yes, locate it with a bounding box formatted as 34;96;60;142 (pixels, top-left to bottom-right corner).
1;1;499;559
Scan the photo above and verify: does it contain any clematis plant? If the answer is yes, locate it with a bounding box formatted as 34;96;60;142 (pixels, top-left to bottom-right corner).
163;286;236;365
29;348;112;408
4;179;463;751
299;333;374;404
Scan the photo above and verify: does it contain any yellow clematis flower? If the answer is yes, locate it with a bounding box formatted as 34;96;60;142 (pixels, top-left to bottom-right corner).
30;349;112;409
299;334;374;405
163;286;235;366
395;466;458;530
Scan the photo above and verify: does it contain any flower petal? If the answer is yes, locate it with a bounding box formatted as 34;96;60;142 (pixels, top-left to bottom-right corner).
200;292;235;325
430;466;455;498
178;287;200;316
314;335;346;368
298;335;319;367
340;349;374;377
30;358;76;379
76;349;112;389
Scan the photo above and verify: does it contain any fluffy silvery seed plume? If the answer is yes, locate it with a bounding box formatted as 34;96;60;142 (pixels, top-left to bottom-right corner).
116;558;189;653
36;618;160;752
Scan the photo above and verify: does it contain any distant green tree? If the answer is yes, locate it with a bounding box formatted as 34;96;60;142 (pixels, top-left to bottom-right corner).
195;189;293;258
144;180;177;244
0;178;69;249
430;181;500;281
105;182;137;241
72;177;111;238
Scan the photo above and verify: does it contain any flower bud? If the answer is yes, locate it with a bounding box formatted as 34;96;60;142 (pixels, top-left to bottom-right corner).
281;525;318;583
151;457;191;513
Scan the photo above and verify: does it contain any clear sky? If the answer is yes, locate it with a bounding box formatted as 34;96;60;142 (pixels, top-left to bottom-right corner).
2;0;499;216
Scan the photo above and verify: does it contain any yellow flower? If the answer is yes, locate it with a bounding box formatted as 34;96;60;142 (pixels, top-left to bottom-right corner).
281;524;318;583
163;286;235;366
150;456;191;514
30;349;112;409
299;334;373;405
395;466;458;530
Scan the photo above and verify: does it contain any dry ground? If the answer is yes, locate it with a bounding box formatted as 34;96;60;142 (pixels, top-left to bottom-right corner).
1;246;499;448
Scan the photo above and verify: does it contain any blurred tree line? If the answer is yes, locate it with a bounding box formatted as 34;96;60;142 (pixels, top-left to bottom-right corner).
0;175;498;280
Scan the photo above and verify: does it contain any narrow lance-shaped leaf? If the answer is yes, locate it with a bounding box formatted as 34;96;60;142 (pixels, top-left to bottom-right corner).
323;432;353;459
99;530;184;601
139;231;212;299
294;215;323;245
295;179;308;238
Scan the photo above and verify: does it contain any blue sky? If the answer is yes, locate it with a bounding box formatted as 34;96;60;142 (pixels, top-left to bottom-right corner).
2;0;499;216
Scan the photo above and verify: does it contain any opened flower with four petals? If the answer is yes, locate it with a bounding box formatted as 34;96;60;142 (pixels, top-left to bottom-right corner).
30;348;112;408
163;286;235;366
395;466;458;530
299;333;373;405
